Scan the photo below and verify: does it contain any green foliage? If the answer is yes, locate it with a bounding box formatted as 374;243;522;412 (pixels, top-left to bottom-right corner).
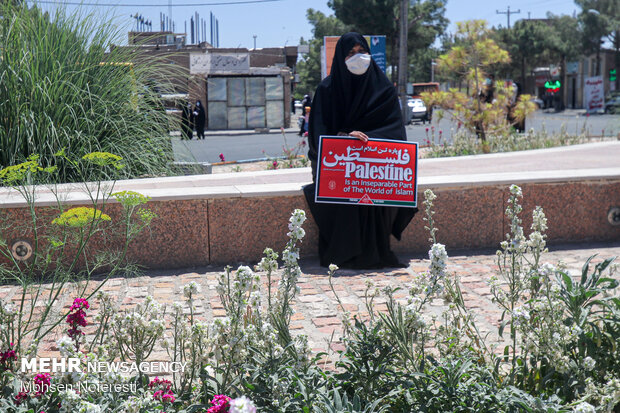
576;0;619;54
0;150;156;389
328;0;447;80
0;4;176;183
423;127;595;158
424;20;535;142
295;9;350;97
493;19;556;85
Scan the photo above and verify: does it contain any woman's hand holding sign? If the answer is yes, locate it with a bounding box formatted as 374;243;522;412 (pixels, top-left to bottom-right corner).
337;130;369;143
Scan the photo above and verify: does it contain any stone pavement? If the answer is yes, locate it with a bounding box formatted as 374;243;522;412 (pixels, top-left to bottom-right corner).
1;241;618;366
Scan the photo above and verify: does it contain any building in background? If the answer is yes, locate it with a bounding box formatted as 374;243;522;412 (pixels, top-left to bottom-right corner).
118;31;298;130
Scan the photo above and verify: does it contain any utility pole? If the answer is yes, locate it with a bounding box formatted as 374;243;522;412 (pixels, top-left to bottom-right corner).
253;35;257;50
398;0;408;123
496;6;520;29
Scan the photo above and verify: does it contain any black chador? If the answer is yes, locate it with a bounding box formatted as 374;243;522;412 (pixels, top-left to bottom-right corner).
303;32;417;269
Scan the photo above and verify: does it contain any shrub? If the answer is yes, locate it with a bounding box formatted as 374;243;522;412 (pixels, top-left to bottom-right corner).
0;3;176;183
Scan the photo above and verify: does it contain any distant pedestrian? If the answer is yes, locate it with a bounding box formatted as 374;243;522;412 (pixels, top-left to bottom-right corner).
180;102;194;140
193;100;206;139
301;93;312;110
298;94;313;136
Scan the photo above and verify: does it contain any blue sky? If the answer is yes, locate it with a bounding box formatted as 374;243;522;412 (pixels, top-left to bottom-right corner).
27;0;580;49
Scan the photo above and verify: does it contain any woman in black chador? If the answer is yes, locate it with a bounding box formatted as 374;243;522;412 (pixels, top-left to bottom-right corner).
180;102;194;140
303;32;417;269
193;100;206;139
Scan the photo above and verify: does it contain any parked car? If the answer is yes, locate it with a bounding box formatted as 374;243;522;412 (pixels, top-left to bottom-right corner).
294;100;302;111
408;97;429;124
604;96;620;114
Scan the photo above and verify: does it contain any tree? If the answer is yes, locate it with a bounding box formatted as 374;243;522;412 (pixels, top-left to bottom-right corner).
423;20;535;143
295;9;350;98
328;0;447;82
547;14;582;108
575;0;619;89
494;20;555;87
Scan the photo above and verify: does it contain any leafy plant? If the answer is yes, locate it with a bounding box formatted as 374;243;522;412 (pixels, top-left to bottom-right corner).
0;3;177;183
422;20;536;144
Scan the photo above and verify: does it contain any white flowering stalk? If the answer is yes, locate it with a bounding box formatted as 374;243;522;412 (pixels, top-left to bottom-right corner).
164;291;209;398
428;243;448;294
89;291;118;355
0;300;18;357
423;188;438;243
274;209;306;322
256;247;278;311
328;264;355;335
211;265;263;389
111;295;165;374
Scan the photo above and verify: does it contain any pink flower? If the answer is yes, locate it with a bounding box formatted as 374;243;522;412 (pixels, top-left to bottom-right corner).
272;160;278;168
425;127;429;132
151;377;175;404
153;389;176;404
149;377;172;391
66;298;89;341
207;394;231;413
15;391;29;405
219;153;225;162
70;298;89;311
34;373;51;396
439;130;443;134
1;342;17;364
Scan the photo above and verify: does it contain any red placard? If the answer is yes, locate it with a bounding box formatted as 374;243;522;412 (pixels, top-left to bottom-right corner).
315;136;418;207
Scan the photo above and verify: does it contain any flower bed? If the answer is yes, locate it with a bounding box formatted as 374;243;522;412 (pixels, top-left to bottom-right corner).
0;152;618;411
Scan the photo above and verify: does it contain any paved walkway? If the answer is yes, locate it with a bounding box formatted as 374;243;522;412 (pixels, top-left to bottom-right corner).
2;241;618;366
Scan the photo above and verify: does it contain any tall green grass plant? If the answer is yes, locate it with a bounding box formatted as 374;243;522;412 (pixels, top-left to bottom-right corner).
0;4;177;183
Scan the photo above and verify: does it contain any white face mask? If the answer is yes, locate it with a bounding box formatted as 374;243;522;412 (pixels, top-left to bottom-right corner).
345;53;371;75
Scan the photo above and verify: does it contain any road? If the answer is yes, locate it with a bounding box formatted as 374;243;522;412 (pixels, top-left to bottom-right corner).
172;110;619;164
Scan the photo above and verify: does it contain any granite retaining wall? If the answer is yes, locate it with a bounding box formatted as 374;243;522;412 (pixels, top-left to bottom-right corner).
1;170;618;269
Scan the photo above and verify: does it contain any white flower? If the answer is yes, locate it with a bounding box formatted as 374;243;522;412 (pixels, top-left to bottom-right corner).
79;401;102;413
428;243;448;281
229;396;257;413
287;226;306;240
424;188;437;202
183;281;201;299
328;264;339;273
583;356;596;371
573;402;595;413
512;306;530;325
249;291;261;309
509;184;522;197
60;388;81;405
57;336;76;357
257;256;278;272
2;302;16;315
289;209;306;227
282;248;299;265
